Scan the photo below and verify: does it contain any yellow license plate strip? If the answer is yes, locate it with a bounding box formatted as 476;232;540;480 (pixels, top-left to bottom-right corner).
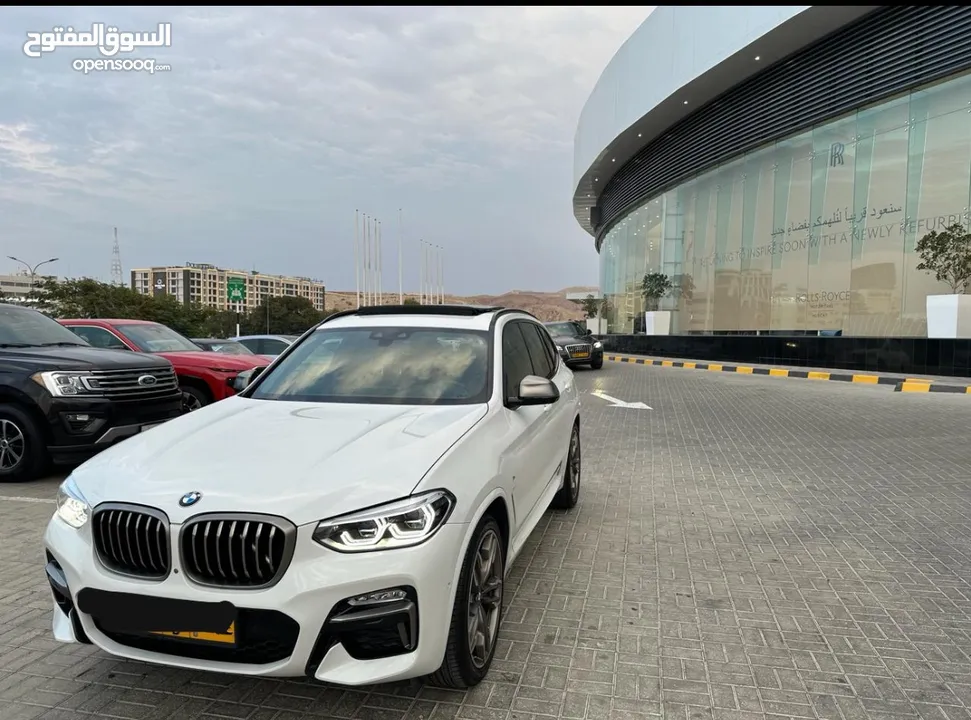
572;352;590;358
150;621;236;645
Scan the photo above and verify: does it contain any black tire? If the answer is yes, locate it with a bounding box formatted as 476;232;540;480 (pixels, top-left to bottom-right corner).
0;404;48;483
430;516;505;689
551;422;581;510
180;384;210;413
590;356;603;370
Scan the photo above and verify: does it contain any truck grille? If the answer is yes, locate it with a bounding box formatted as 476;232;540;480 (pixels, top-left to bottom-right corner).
89;367;179;400
180;515;296;589
93;505;170;579
566;343;592;357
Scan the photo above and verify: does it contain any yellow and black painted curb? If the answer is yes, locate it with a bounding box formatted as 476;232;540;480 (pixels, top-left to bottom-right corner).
603;354;971;391
894;380;971;394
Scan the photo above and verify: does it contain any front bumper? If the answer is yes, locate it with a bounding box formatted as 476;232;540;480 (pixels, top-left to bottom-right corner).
45;394;184;465
44;515;466;685
561;346;604;366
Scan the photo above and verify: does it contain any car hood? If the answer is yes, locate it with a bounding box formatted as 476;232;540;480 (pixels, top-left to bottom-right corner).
69;396;489;526
550;334;588;346
0;345;171;372
154;351;267;370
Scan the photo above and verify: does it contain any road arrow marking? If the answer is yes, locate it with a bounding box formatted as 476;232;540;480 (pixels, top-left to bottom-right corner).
590;390;652;409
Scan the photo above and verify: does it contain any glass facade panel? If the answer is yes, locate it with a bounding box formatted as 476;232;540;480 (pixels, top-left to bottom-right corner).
599;70;971;336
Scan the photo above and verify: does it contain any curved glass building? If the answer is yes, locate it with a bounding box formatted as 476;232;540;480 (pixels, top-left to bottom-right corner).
574;6;971;336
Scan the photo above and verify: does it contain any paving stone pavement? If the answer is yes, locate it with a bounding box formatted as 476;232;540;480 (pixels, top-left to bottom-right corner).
3;363;971;720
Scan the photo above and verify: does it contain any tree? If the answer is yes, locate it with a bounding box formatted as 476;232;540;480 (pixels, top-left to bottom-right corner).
915;222;971;293
403;297;421;306
35;277;152;319
576;294;601;319
641;271;673;312
673;273;695;303
241;296;327;335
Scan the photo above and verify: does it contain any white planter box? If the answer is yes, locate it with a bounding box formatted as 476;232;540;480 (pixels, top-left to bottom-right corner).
926;294;971;338
644;310;672;336
586;317;607;335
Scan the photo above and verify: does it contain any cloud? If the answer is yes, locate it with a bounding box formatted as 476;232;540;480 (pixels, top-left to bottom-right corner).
0;6;650;292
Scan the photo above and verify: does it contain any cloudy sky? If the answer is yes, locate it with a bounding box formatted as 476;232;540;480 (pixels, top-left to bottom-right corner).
0;6;650;294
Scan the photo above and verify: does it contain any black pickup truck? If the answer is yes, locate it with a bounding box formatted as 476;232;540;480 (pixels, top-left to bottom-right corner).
0;303;184;482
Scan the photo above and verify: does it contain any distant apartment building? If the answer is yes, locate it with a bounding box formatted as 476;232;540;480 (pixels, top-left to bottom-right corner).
130;263;326;312
0;272;55;304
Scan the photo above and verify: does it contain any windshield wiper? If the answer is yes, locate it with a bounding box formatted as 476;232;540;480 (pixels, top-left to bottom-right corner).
36;341;87;347
0;343;34;348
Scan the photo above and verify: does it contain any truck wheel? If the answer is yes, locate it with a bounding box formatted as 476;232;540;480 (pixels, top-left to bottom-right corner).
180;385;210;412
0;405;47;483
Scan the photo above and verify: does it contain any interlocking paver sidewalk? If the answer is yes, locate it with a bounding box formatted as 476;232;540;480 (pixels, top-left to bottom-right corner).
1;364;971;719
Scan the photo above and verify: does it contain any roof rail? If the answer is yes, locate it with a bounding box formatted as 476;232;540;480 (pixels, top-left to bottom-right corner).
317;304;543;329
354;304;504;317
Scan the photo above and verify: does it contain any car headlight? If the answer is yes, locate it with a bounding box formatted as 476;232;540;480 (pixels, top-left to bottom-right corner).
55;478;90;529
313;490;455;552
32;371;101;397
593;341;603;349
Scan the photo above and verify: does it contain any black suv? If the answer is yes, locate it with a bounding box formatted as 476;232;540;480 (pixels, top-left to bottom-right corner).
0;303;184;482
543;320;604;370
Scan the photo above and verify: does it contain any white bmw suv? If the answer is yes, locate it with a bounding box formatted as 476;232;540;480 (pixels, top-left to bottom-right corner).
44;305;582;688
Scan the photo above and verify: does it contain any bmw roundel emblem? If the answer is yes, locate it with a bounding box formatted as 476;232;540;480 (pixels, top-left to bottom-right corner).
179;491;202;508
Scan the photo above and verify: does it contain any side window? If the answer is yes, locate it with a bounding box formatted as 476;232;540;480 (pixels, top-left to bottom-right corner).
236;338;260;353
71;326;128;350
501;322;533;400
537;325;560;372
262;339;290;355
519;322;554;378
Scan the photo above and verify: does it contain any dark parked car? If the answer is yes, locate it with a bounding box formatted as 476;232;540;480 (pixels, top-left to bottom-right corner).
543;320;603;370
0;303;183;482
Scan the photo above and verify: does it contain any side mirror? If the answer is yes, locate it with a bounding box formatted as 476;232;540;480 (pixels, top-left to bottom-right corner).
583;328;594;337
509;375;559;408
230;366;266;392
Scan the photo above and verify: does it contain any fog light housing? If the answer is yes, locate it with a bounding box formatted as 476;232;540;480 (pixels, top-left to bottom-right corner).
60;413;104;434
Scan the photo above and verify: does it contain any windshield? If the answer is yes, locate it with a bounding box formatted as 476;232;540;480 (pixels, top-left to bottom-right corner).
207;341;254;355
545;322;581;337
116;323;202;353
0;305;88;347
249;326;491;405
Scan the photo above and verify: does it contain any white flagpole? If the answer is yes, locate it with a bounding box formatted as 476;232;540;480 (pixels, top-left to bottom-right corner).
378;220;384;306
375;220;380;306
374;218;380;305
364;214;371;305
354;209;360;309
419;240;424;305
438;246;444;304
397;208;403;304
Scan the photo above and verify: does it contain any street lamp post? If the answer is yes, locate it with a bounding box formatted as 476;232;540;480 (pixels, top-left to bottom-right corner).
7;255;58;304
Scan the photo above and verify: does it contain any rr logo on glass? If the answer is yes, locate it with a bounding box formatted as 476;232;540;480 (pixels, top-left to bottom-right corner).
829;142;845;167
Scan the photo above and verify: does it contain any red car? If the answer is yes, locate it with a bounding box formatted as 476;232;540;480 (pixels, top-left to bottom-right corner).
59;319;270;411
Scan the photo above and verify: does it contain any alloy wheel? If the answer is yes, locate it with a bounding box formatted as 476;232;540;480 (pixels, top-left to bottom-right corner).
467;527;503;669
569;428;581;501
182;391;203;412
0;419;26;472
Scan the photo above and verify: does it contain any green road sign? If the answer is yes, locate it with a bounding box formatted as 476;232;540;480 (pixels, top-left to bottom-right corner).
227;276;246;303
